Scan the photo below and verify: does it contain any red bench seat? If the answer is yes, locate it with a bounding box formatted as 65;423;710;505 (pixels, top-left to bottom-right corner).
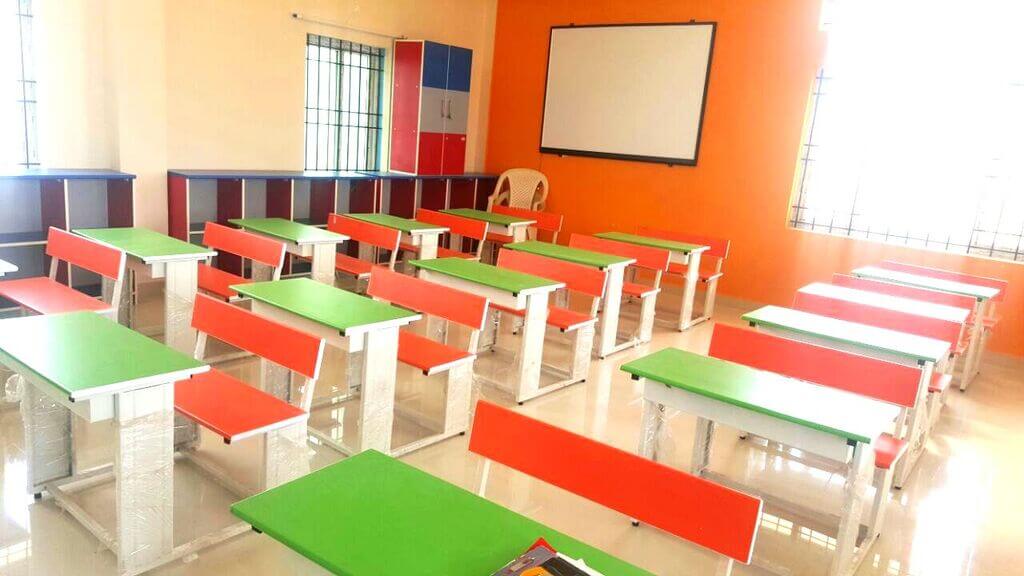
492;303;597;332
0;277;112;315
873;433;908;470
398;331;475;376
929;372;954;394
623;281;660;298
175;369;308;444
334;253;375;277
197;263;247;300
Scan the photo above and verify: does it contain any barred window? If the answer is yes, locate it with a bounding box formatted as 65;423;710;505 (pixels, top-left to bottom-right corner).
1;0;38;168
304;34;384;171
790;0;1024;262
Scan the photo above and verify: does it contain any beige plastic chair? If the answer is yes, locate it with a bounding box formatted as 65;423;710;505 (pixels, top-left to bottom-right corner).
486;168;549;211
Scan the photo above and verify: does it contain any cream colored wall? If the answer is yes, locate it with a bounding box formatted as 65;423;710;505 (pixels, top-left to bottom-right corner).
34;0;498;231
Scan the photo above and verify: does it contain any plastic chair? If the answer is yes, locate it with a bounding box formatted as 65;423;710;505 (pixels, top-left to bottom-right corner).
486;169;549;211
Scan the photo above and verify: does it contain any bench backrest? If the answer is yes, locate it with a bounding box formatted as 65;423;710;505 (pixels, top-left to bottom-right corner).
709;324;919;407
469;401;762;564
497;248;606;298
417;208;488;241
637;226;730;260
191;293;325;380
203;222;285;269
792;290;963;346
327;214;401;252
368;267;488;330
47;227;124;280
877;260;1007;302
491;205;563;234
569;234;670;272
833;274;975;311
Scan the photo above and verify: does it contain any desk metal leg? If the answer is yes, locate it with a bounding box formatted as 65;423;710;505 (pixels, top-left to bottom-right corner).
418;234;439;260
163;260;198;354
960;301;985;390
356;327;399;453
310;244;337;285
513;293;548;403
260;423;310;491
22;382;72;493
596;266;625;358
895;362;933;489
678;251;702;331
690;417;715;476
831;442;872;576
114;383;175;575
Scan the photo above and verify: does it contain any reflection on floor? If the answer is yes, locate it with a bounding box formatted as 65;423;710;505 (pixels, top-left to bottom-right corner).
0;285;1021;575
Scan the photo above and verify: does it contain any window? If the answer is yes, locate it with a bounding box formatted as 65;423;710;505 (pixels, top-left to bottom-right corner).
304;34;384;171
1;0;38;168
790;0;1024;262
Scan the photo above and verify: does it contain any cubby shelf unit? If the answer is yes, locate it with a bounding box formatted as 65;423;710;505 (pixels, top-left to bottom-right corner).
168;169;496;272
0;168;135;304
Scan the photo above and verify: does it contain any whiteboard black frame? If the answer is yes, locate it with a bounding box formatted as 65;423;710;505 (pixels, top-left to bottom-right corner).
538;21;717;166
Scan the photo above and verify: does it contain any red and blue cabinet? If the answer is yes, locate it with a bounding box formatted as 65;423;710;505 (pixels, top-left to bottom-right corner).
390;40;472;175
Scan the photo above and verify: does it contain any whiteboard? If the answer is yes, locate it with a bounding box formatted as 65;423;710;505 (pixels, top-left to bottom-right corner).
540;23;716;165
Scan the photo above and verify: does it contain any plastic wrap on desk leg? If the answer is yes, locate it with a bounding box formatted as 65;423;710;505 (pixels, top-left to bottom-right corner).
20;379;73;490
4;373;23;403
639;399;677;464
570;323;595;381
263;422;310;490
116;406;175;568
164;291;196;354
260;359;292;404
345;347;365;396
173;412;200;449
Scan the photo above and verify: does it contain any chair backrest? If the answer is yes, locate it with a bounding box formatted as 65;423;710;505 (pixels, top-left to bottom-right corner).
637;226;731;260
191;293;325;380
47;227;124;280
416;208;488;241
489;168;549;210
203;222;285;269
877;260;1007;302
709;324;919;407
497;248;605;298
327;214;402;252
793;290;963;346
833;274;975;312
569;234;670;272
368;267;488;331
491;205;563;235
469;401;762;564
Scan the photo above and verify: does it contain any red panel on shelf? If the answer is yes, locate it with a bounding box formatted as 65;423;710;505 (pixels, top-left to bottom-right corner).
449;179;476;209
266;179;292;219
417;132;444;176
390;41;424;174
387;179;416;218
167;175;188;240
40;179;68;284
309;180;336;225
216;179;243;275
107;179;134;228
420;179;447;210
474;177;497;210
441;133;467;175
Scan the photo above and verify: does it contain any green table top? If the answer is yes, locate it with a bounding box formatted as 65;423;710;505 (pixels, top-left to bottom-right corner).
621;348;897;444
594;231;707;254
852;266;1000;301
229;217;348;245
742;305;950;363
442;208;533;227
410;257;562;296
0;312;207;401
506;240;633;269
231;450;653;576
232;278;419;336
801;282;970;323
345;213;446;234
75;227;215;262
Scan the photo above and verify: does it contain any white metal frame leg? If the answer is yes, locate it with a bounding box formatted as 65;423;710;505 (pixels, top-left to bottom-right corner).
959;300;986;390
894;361;934;489
259;422;310;491
513;293;549;404
690;417;715;476
441;362;474;436
355;327;399;452
310;243;337;285
677;251;703;331
114;383;175;575
22;382;73;493
568;323;595;383
596;265;625;358
418;233;439;260
163;260;199;354
831;442;873;576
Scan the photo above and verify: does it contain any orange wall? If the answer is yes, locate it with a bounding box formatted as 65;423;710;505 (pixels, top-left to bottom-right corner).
485;0;1022;357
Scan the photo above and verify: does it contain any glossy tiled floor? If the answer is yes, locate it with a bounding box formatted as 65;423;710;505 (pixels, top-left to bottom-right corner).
0;287;1021;575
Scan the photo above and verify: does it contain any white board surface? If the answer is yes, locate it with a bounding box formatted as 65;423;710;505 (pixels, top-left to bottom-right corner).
540;23;715;165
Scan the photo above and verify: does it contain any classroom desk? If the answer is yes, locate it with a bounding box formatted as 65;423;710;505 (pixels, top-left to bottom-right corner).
0;259;16;277
505;240;635;358
594;231;710;331
232;278;420;455
442;207;535;243
229;217;348;284
345;212;448;260
852;265;1001;390
742;305;950;488
622;348;897;576
75;227;216;353
232;450;652;576
0;312;208;575
410;258;563;403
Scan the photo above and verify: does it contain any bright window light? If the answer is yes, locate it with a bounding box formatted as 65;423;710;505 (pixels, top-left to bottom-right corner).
790;0;1024;262
0;0;37;169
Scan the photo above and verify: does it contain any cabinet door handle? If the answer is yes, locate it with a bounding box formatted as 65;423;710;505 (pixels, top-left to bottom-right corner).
447;98;453;119
440;97;445;118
